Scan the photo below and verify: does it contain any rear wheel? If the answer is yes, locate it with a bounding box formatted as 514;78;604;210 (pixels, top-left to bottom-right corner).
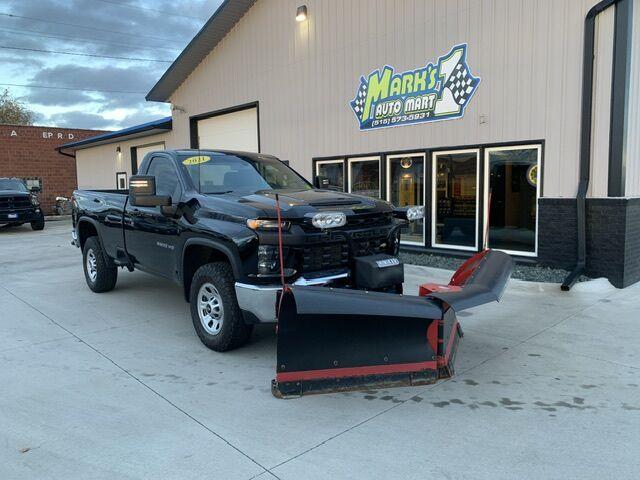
82;236;117;292
30;213;45;231
189;262;253;352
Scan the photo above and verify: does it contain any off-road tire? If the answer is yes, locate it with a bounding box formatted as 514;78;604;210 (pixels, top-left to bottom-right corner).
83;236;117;293
189;262;253;352
30;213;45;231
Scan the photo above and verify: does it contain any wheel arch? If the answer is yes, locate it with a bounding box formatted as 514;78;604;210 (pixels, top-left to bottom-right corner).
181;238;242;302
76;217;102;250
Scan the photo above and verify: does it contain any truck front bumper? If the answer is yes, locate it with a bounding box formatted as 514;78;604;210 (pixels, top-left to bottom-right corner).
235;271;349;324
0;208;41;224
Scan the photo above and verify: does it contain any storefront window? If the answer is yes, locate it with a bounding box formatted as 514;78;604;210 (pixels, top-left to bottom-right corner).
315;160;344;191
432;150;479;250
485;146;540;255
348;157;380;198
387;153;425;245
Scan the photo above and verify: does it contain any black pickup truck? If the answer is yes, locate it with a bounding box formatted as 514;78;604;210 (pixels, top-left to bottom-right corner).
0;177;45;230
72;150;423;351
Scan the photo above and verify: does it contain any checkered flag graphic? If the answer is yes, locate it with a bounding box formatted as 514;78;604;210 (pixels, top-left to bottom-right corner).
444;61;479;105
351;79;368;120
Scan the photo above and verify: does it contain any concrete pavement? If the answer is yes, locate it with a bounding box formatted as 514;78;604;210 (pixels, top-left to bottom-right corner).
1;221;639;479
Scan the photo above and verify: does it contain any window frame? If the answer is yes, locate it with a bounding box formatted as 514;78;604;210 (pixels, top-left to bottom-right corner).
483;144;542;257
430;148;480;252
386;152;426;246
314;158;346;191
347;156;381;198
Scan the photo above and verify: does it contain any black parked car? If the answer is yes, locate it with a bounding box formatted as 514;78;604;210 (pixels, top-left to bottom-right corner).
0;178;45;230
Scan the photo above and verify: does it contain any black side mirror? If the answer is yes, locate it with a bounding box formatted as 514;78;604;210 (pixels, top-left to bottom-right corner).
30;185;41;193
129;175;171;207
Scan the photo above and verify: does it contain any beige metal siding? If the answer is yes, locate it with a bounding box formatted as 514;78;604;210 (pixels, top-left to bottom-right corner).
625;0;640;196
167;0;604;198
75;133;168;189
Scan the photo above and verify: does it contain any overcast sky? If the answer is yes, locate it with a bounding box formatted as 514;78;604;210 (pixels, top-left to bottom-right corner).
0;0;223;131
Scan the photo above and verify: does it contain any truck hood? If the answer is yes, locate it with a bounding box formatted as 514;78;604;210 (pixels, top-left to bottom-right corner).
0;190;30;197
201;188;393;219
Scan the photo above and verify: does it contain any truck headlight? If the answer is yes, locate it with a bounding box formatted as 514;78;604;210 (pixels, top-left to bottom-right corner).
311;212;346;229
30;195;39;206
247;219;290;231
406;205;424;221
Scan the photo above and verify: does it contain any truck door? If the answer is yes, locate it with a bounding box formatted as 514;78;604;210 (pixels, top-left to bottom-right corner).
124;155;183;280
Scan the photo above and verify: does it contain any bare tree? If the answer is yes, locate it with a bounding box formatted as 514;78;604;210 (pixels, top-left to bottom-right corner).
0;89;35;125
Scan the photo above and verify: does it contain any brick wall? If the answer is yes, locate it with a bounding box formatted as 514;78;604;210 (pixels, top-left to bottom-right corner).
0;125;108;214
539;197;640;288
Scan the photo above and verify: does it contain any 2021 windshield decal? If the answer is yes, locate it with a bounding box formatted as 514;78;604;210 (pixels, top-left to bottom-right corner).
350;44;480;130
182;155;211;165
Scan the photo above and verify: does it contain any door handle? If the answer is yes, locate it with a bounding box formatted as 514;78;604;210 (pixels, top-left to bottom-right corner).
105;214;122;225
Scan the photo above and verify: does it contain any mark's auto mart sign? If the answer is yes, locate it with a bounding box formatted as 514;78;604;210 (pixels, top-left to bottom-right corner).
350;44;480;130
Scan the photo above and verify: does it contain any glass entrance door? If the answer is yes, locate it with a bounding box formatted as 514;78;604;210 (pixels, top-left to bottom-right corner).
387;153;425;245
484;145;541;256
432;149;479;250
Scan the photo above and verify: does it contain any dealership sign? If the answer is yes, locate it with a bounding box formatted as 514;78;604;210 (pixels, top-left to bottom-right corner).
350;44;480;130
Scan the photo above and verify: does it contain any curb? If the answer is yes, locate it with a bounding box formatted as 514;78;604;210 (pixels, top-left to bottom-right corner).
45;215;72;222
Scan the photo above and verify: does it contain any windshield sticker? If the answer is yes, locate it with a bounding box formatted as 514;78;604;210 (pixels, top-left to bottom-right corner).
350;44;480;130
182;155;211;165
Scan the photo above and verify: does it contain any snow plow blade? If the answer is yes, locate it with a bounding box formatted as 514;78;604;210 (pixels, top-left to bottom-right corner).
427;249;514;312
271;249;513;398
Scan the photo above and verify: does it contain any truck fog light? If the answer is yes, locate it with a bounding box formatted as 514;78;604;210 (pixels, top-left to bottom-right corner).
258;245;286;274
311;212;346;229
406;205;424;221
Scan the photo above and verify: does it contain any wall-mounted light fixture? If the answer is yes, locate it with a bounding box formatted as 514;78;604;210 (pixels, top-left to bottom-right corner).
296;5;307;22
171;104;187;114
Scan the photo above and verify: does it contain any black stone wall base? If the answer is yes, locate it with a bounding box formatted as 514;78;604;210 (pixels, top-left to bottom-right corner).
538;197;640;288
622;198;640;287
538;198;578;270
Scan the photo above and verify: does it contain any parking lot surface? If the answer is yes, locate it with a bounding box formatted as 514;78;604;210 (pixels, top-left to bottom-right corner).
1;221;639;479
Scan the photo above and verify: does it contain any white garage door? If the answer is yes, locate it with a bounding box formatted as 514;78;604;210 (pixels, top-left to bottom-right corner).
136;142;165;170
197;107;259;152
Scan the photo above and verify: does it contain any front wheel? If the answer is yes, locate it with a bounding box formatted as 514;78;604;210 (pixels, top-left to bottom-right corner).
189;262;253;352
30;213;45;231
82;236;117;292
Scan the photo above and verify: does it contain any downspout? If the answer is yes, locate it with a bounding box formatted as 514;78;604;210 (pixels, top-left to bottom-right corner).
56;146;76;159
562;0;620;290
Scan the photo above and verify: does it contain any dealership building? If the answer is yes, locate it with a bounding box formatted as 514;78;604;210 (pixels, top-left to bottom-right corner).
59;0;640;287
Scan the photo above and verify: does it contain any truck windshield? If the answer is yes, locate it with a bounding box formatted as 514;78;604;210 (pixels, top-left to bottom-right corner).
181;153;311;194
0;179;28;192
